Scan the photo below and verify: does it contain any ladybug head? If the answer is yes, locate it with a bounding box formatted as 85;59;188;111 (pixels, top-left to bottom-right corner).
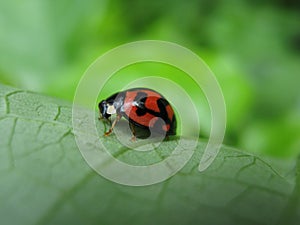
98;100;116;119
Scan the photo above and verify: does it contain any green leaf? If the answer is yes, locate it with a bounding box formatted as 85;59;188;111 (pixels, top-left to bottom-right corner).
0;83;299;225
0;0;107;97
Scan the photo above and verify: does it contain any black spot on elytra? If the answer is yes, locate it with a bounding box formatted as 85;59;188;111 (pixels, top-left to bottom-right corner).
134;92;147;102
134;92;147;116
136;107;147;116
157;98;170;122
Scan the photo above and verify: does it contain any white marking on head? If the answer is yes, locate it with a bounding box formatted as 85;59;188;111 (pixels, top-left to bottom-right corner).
107;104;116;114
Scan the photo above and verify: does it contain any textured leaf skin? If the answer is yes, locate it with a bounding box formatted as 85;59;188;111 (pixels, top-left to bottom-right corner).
0;83;298;225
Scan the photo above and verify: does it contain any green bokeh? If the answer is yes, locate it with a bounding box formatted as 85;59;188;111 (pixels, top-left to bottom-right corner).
0;0;299;158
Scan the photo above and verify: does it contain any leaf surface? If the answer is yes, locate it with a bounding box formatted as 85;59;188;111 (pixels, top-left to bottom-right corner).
0;84;298;225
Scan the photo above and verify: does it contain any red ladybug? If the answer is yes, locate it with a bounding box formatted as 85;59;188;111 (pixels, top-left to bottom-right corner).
98;88;176;139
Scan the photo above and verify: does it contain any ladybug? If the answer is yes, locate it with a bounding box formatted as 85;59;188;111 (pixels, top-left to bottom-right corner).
98;88;176;139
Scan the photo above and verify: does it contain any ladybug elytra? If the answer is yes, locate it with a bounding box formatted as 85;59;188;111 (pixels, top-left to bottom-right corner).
98;88;176;139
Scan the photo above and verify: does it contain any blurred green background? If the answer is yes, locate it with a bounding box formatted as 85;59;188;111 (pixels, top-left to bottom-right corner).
0;0;299;158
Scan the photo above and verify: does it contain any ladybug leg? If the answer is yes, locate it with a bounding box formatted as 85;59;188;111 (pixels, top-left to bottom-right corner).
104;114;121;136
129;123;137;142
